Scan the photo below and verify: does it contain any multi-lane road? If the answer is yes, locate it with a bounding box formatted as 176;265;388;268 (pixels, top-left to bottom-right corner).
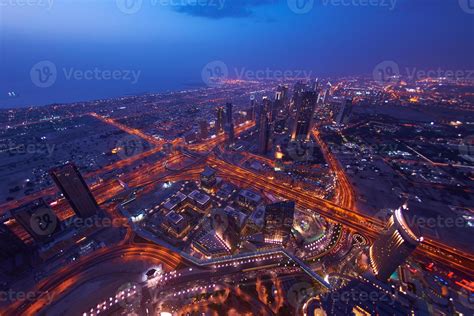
3;112;474;315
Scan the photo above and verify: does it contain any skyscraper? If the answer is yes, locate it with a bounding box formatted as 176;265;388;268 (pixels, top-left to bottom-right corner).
262;97;273;122
258;111;271;155
216;106;224;134
273;86;286;119
311;78;320;92
212;208;240;253
264;201;295;245
319;89;329;105
291;91;318;141
335;98;353;126
225;103;235;145
250;95;256;121
0;223;26;261
227;123;235;145
225;102;233;125
369;207;422;281
290;81;306;113
199;120;208;140
50;163;99;218
11;198;60;242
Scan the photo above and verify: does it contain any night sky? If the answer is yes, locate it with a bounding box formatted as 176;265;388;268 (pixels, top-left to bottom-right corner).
1;0;473;107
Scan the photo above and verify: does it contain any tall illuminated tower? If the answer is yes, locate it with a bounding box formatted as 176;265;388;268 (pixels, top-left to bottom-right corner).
250;95;256;122
199;120;208;140
291;91;317;141
50;163;99;218
225;103;235;145
369;207;422;281
216;106;224;134
258;112;271;155
225;102;233;125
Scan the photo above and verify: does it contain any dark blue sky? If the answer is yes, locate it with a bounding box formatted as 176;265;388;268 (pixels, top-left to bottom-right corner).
0;0;473;108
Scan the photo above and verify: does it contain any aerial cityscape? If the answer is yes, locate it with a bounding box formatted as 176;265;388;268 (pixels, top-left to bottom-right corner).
1;1;473;315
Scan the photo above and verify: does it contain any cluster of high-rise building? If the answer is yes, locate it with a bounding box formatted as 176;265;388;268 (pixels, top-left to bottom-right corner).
0;163;101;272
369;206;422;281
225;81;332;158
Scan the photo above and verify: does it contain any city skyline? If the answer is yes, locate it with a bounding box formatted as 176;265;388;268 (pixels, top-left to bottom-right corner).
0;1;473;315
1;0;473;107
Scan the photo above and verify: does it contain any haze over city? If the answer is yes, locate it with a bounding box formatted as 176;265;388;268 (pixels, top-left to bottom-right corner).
0;1;473;316
1;0;473;107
